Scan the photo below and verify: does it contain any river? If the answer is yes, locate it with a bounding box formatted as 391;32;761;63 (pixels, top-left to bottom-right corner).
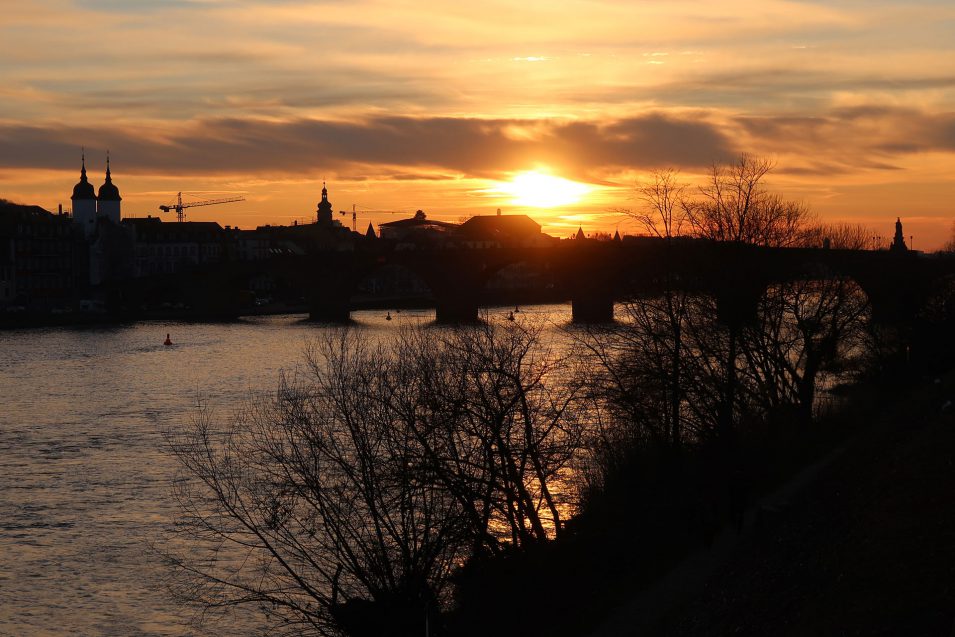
0;306;575;637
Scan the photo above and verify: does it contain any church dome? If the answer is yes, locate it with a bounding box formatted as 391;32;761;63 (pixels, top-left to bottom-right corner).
97;155;122;201
97;180;120;201
71;154;96;200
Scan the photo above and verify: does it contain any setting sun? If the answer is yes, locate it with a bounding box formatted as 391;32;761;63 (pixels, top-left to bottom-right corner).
496;171;591;208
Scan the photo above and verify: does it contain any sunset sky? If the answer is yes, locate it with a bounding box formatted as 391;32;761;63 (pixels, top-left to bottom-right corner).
2;1;955;246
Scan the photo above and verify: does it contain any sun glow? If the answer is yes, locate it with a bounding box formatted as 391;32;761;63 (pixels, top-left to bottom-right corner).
496;171;590;208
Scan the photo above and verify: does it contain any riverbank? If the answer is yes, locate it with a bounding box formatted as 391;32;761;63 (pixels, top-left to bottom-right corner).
446;365;955;637
584;370;955;636
664;372;955;636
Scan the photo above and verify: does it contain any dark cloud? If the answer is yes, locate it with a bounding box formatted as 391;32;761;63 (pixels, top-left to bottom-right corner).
735;106;955;173
0;113;737;179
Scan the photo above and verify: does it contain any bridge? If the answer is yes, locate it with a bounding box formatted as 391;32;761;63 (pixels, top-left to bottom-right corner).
158;237;955;329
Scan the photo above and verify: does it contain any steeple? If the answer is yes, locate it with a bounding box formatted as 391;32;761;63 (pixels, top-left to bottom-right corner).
71;148;98;236
365;222;377;239
316;181;333;224
575;226;585;240
97;151;121;202
72;149;96;201
890;217;908;252
96;150;122;224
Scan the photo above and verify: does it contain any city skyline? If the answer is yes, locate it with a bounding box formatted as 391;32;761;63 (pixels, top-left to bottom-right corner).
2;1;955;246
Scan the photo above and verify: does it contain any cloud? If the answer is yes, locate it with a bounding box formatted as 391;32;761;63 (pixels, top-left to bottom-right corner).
0;113;737;180
727;105;955;177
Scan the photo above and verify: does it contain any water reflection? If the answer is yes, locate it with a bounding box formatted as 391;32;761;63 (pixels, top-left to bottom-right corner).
0;305;574;636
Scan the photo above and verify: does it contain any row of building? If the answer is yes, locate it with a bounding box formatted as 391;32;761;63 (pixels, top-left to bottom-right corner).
1;158;560;312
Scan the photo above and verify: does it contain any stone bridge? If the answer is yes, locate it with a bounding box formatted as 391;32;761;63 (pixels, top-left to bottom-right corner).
214;238;955;326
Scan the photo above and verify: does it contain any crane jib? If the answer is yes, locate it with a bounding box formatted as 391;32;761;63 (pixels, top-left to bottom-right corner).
158;192;244;222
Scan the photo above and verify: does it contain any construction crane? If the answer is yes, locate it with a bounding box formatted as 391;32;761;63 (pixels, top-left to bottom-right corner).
159;192;245;223
338;204;358;232
339;205;408;233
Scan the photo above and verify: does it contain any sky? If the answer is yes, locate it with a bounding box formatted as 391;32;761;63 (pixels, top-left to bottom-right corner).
2;0;955;247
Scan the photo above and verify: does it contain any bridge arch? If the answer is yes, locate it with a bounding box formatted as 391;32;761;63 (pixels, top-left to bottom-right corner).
349;262;435;312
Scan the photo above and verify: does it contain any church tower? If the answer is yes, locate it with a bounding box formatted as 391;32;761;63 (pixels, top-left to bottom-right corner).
96;152;122;224
316;182;333;225
71;150;97;237
890;217;908;252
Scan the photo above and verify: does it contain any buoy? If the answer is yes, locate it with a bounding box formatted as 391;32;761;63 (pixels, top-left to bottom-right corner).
385;312;392;321
507;311;515;321
514;306;521;313
164;333;172;346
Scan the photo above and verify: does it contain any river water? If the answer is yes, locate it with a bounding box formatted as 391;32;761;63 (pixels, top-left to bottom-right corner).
0;306;574;637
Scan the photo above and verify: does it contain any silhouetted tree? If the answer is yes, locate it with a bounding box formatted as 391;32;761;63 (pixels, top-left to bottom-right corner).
739;275;870;421
631;168;687;241
943;221;955;253
393;321;583;553
685;154;813;247
801;222;873;250
162;321;582;636
163;335;467;636
581;156;872;525
605;169;693;448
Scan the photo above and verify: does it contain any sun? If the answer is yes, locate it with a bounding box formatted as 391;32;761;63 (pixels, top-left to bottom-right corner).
496;170;590;208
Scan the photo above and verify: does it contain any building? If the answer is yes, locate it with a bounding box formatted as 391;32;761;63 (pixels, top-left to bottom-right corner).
378;210;458;244
377;210;556;249
890;217;908;252
316;182;334;225
70;152;98;238
124;217;226;276
96;153;122;225
0;200;76;310
70;151;123;238
457;214;552;248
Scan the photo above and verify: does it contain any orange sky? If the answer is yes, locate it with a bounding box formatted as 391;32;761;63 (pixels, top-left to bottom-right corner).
2;1;955;246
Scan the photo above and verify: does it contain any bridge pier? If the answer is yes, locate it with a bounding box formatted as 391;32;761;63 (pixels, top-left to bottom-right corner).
434;297;479;323
307;297;352;323
571;293;614;323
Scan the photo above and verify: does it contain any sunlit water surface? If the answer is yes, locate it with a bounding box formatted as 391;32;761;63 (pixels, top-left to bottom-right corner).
0;306;575;636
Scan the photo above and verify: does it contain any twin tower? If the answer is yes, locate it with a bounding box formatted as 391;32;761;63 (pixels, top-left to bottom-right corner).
71;152;122;237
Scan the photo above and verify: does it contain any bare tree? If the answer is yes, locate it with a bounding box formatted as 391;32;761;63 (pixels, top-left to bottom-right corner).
631;168;687;240
393;320;583;553
607;169;692;448
943;220;955;253
162;333;469;636
162;321;582;636
802;223;873;250
739;276;870;421
685;154;813;247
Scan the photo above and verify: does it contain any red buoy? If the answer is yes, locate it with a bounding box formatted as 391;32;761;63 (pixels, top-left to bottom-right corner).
164;333;172;346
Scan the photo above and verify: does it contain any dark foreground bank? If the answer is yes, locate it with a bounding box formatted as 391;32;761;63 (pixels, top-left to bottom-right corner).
667;374;955;636
445;371;955;637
